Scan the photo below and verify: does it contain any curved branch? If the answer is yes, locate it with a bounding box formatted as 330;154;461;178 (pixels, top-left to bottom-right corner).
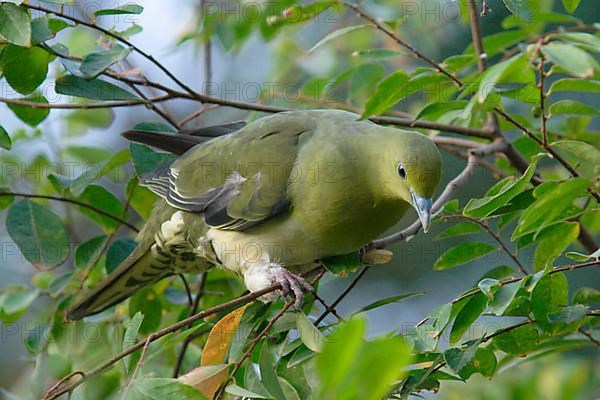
0;192;139;233
0;95;173;109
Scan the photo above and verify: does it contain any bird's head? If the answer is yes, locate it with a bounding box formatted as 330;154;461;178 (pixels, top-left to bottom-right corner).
377;128;442;233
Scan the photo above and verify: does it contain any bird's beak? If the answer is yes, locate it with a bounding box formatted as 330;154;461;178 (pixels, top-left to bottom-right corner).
411;191;433;233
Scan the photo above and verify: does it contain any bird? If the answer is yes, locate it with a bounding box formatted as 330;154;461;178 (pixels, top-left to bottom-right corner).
67;110;442;319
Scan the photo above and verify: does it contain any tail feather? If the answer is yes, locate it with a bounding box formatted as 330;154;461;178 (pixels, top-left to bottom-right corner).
67;249;171;320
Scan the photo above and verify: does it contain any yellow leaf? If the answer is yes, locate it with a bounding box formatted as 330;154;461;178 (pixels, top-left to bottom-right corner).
194;303;252;398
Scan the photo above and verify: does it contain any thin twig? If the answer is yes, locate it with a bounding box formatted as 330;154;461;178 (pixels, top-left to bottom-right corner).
535;39;549;147
173;273;208;378
443;214;527;275
341;1;461;86
0;192;138;232
127;82;181;129
579;328;600;347
315;266;369;325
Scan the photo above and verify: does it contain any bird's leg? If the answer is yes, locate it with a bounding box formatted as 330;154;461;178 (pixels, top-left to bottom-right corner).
273;265;313;309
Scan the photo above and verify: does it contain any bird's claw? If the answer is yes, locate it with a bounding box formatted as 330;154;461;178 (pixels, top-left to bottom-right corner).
274;268;313;309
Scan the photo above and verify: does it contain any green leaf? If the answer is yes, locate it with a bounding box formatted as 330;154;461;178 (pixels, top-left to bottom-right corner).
6;199;69;268
443;339;480;373
79;45;131;78
317;317;411;400
548;78;600;94
31;16;69;44
566;250;600;262
127;180;157;220
295;312;325;353
63;145;112;163
549;100;600;116
475;53;533;105
493;324;538;356
131;378;205;400
561;0;582;14
55;75;140;101
435;221;482;240
434;242;496;271
0;125;11;150
351;48;404;61
105;237;136;273
130;143;176;176
308;24;370;53
75;185;125;232
502;0;535;22
354;291;424;314
0;191;14;212
225;384;268;399
480;265;517;280
360;70;410;118
259;341;286;400
449;293;487;345
0;4;30;46
478;278;500;300
547;304;588;324
94;4;144;16
415;101;468;121
48;272;73;296
543;43;597;78
513;178;589;239
317;318;364;397
551;140;600;179
74;235;106;269
464;30;528;58
533;222;579;271
489;282;522;316
463;161;536;218
7;94;50;126
551;32;600;53
320;252;362;276
123;311;144;373
531;273;569;332
457;347;497;379
573;287;600;305
0;286;38;319
129;288;162;335
1;45;50;94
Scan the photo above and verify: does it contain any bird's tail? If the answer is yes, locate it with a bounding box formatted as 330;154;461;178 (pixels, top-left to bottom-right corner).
67;248;170;320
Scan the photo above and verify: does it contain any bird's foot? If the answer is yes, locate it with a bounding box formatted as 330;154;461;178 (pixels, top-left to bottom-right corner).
273;267;313;309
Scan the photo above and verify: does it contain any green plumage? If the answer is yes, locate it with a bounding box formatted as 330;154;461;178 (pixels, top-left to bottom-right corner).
68;110;442;319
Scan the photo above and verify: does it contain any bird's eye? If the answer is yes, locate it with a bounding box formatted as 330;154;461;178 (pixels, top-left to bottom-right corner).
397;163;407;180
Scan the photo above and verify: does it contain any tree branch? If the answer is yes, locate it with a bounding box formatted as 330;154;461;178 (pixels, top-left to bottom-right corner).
0;192;138;233
0;95;173;109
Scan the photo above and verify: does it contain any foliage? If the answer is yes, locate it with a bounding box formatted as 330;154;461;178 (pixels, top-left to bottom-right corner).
0;0;598;399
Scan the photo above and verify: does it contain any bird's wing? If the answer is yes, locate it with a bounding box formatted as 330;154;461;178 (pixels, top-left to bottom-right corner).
140;114;314;231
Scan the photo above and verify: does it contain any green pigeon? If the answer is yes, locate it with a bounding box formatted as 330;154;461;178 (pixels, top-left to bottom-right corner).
68;110;442;319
